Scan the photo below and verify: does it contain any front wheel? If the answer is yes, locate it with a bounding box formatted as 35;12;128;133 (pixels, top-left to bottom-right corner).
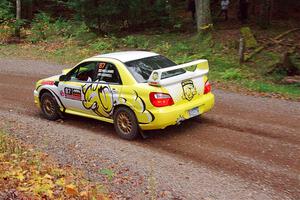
113;107;140;140
40;92;61;121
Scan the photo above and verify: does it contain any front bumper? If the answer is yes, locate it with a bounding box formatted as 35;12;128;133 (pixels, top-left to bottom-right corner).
34;90;40;108
139;92;215;130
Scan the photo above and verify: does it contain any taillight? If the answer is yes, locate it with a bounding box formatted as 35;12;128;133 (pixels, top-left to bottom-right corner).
149;92;174;107
204;81;211;94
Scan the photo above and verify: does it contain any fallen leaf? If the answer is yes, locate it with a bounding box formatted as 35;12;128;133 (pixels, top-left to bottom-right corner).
55;178;65;187
65;184;78;196
80;191;88;198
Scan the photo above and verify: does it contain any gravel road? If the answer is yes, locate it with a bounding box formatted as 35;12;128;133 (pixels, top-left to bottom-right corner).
0;58;299;200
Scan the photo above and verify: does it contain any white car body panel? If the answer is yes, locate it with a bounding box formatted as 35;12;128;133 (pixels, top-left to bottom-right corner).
93;51;159;63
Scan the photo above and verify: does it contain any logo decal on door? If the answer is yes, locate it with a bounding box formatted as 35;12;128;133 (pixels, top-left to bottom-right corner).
64;87;81;101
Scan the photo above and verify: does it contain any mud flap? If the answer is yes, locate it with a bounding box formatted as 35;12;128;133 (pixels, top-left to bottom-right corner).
139;128;149;139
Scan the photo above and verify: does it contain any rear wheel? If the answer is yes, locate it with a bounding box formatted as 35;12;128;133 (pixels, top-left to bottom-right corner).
113;107;140;140
40;92;60;120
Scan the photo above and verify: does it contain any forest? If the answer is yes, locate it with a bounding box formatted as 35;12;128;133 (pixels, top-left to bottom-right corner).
1;0;300;99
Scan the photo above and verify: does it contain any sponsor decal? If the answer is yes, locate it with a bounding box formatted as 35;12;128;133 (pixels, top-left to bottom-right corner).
82;82;115;118
98;69;114;73
181;80;197;101
60;90;65;97
81;82;154;123
152;72;159;81
64;87;81;101
97;69;114;78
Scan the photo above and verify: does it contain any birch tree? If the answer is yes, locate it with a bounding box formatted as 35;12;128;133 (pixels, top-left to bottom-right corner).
195;0;212;32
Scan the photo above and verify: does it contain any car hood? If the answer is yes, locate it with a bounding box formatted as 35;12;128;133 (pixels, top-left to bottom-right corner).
36;75;61;88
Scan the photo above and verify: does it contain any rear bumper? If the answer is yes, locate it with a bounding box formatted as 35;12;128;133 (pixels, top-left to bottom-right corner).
140;92;214;130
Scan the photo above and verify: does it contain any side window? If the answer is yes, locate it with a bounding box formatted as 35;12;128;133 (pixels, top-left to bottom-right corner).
96;62;122;84
66;62;98;82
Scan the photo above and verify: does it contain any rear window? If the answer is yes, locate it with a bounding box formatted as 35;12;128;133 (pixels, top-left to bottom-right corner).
125;55;185;83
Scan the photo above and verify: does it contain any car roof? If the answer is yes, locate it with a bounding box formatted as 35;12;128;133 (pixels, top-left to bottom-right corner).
93;51;159;63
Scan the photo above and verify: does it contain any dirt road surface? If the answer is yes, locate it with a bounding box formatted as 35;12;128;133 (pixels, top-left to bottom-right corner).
0;58;299;199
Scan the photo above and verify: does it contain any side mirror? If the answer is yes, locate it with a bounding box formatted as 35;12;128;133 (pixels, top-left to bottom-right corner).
59;75;66;81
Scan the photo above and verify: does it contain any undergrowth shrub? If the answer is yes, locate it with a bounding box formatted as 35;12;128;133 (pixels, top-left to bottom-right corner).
122;35;149;49
90;39;113;52
221;68;243;80
71;22;98;45
168;42;191;55
0;24;12;42
28;13;72;43
0;0;26;40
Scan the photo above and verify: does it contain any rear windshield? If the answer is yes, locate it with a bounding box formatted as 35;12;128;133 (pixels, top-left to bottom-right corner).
125;55;185;83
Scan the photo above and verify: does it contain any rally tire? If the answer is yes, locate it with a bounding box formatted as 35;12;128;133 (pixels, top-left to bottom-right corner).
113;107;140;140
40;92;61;121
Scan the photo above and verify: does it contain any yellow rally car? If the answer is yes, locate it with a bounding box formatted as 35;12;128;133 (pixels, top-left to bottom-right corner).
34;51;214;139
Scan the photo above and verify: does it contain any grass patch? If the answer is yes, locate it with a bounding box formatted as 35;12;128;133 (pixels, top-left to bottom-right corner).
221;68;243;81
0;131;109;199
243;81;300;98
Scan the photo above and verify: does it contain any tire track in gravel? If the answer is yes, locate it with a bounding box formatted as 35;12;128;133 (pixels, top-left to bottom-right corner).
1;59;300;199
140;121;300;199
202;115;300;145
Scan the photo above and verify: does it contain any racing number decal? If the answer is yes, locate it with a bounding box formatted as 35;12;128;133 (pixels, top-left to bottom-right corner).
98;63;106;69
64;87;81;101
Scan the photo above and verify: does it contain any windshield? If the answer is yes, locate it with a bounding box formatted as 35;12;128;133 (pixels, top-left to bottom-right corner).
125;55;185;83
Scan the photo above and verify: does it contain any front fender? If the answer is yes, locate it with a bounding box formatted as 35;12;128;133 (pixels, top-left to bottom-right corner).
35;85;65;112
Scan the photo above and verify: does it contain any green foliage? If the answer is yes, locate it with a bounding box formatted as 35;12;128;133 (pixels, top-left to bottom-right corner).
67;0;171;34
71;22;97;43
221;68;243;80
99;168;115;180
28;13;72;43
169;42;191;55
243;81;300;98
290;53;300;71
0;0;13;21
90;39;113;52
28;13;52;42
0;0;25;38
122;35;149;49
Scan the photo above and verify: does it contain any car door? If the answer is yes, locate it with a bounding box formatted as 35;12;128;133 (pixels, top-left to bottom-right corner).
81;62;123;119
58;61;98;113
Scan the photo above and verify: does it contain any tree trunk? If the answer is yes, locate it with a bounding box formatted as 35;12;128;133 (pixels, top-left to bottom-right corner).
239;37;245;64
15;0;21;38
25;0;33;21
258;0;272;29
195;0;212;32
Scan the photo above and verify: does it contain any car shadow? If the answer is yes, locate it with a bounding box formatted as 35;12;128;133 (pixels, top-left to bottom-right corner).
37;112;209;142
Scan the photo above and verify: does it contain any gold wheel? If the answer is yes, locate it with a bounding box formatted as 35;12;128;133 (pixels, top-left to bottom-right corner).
43;97;55;115
40;92;60;121
114;107;139;140
117;112;133;135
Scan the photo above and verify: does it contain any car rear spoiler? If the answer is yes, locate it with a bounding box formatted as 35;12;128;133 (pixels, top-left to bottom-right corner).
148;59;209;86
